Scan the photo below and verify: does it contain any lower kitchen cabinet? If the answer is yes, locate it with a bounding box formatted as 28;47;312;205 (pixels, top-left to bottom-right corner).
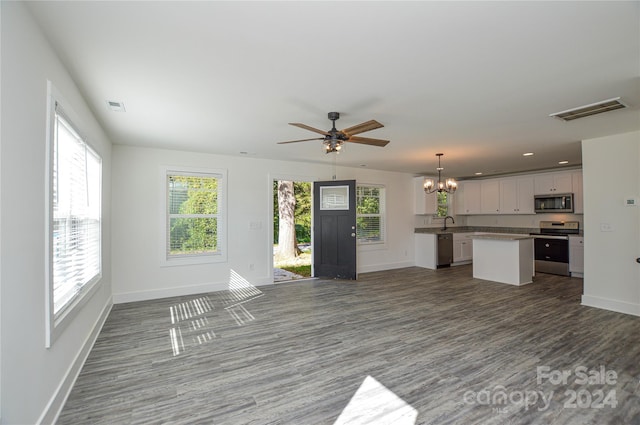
453;233;474;263
415;233;437;269
569;236;584;277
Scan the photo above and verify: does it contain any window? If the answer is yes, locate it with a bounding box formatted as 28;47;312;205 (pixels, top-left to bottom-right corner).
48;100;102;343
436;191;449;217
164;169;226;265
356;185;385;244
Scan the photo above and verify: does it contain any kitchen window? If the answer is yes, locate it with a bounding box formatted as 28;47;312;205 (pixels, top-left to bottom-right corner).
436;191;450;217
46;92;102;346
356;185;385;244
163;167;227;266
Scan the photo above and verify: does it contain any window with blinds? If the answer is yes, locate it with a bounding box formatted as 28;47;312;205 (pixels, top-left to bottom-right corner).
166;172;223;259
51;110;102;318
356;185;385;244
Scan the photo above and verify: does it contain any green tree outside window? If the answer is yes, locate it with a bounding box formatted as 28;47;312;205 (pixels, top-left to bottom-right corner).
168;174;219;256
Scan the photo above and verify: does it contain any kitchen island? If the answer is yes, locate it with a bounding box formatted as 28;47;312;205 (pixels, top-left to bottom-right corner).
471;234;534;285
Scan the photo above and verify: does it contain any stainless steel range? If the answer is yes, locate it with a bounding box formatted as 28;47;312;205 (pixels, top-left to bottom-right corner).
530;221;580;276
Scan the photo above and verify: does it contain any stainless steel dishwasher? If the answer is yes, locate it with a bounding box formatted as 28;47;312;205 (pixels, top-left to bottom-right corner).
437;233;453;268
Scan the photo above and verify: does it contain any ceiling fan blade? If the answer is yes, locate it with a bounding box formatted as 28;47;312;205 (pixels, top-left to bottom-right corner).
289;123;330;136
277;137;324;144
346;136;390;147
341;120;384;136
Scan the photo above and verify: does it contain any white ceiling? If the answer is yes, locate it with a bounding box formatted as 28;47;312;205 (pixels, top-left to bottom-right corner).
27;1;640;178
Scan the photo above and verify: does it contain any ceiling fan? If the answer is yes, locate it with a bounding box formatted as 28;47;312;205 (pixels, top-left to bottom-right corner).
278;112;390;153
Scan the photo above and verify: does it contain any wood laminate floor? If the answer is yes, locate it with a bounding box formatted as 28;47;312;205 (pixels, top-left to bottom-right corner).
58;266;640;424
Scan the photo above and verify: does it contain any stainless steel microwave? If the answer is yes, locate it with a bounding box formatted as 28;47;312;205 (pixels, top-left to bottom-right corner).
534;193;574;213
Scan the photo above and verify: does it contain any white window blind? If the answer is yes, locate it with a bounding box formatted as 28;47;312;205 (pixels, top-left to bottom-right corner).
51;110;102;317
167;172;222;259
356;185;385;244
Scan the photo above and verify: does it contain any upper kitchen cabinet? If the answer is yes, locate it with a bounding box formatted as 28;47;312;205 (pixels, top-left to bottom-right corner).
455;180;481;215
480;180;501;214
571;171;583;214
534;172;573;195
414;176;437;215
500;176;534;214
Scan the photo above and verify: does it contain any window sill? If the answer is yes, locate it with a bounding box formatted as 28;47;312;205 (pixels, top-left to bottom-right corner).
161;253;227;267
46;276;102;348
358;242;388;252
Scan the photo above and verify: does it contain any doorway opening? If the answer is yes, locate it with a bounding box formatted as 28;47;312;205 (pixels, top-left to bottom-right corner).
273;180;313;283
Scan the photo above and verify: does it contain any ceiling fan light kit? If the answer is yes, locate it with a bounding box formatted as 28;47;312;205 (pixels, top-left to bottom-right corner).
278;112;390;154
324;140;344;154
424;153;457;194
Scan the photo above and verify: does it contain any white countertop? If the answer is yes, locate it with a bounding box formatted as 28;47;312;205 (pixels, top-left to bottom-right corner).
471;234;533;241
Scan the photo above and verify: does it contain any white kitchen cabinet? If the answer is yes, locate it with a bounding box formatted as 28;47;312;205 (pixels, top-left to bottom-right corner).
481;180;501;214
453;233;474;263
500;176;534;214
413;177;437;215
415;233;437;269
455;181;481;215
534;172;573;194
572;171;583;214
569;236;584;277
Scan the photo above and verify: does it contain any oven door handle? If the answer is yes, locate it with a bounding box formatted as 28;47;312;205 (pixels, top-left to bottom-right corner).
531;235;569;240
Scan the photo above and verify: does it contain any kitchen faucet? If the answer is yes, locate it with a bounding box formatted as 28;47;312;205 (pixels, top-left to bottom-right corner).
443;215;455;231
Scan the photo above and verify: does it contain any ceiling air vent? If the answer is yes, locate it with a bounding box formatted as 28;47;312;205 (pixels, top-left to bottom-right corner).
549;97;626;121
106;100;126;112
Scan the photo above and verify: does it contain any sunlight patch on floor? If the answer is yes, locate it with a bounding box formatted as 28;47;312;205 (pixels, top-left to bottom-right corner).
334;376;417;425
168;270;265;355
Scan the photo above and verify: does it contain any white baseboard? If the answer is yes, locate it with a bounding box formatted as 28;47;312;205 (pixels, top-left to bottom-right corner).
252;276;277;287
112;275;276;304
113;281;228;304
358;261;414;274
39;298;113;425
581;294;640;317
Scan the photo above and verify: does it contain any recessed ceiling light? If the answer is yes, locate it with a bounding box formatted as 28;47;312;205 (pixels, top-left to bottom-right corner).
558;160;569;165
106;100;125;112
523;152;534;156
475;172;483;175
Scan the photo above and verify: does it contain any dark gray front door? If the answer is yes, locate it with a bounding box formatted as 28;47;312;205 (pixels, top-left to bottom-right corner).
313;180;357;279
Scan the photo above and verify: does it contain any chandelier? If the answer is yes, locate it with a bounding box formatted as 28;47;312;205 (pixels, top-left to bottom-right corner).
424;153;457;194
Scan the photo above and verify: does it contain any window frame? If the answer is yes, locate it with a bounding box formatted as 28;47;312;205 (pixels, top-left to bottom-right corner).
160;166;227;267
45;83;103;348
356;184;386;246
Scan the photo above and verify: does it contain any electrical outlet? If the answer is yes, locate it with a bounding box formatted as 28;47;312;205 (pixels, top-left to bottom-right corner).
600;223;614;232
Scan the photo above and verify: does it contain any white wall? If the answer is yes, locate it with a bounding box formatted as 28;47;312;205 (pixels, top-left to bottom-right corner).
0;3;113;423
111;145;416;302
581;130;640;316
